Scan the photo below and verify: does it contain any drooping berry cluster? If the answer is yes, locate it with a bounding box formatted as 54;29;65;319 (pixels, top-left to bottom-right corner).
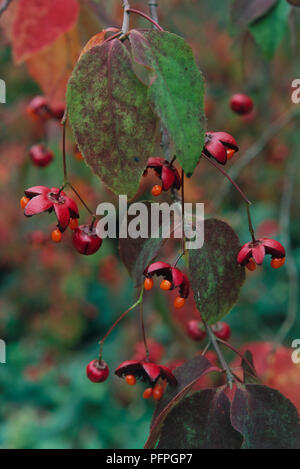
143;262;190;309
21;185;102;254
203;131;239;165
237;238;286;271
144;157;181;196
186;319;231;342
115;360;177;401
26;95;65;122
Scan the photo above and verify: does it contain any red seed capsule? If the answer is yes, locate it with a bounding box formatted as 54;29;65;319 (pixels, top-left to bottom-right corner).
51;229;62;243
186;320;206;341
143;388;153;399
152;185;163;196
230;93;254;116
125;375;136;386
69;218;79;230
20;196;30;209
144;278;154;291
246;259;256;271
212;322;231;341
160;280;172;291
29;144;54;168
271;257;285;269
153;383;164;401
86;359;109;383
174;296;185;309
72;224;102;255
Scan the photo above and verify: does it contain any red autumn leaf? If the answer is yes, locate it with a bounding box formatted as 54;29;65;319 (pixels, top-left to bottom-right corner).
232;342;300;413
78;28;120;60
12;0;79;64
26;26;81;108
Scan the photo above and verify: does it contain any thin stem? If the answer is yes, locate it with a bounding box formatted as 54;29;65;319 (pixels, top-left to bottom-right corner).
181;168;185;253
68;183;95;218
99;340;104;362
201;341;211;356
127;8;164;31
202;152;252;205
247;204;256;242
148;1;159;25
102;31;122;44
174;251;185;268
213;108;300;208
62;119;68;183
121;0;131;35
217;338;259;381
160;127;172;161
204;322;235;388
139;295;150;360
0;0;12;16
99;288;144;346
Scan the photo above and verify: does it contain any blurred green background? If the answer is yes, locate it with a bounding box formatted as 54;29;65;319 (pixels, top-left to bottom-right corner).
0;0;299;449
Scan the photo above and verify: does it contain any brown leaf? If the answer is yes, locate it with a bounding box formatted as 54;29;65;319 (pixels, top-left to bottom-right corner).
145;355;221;448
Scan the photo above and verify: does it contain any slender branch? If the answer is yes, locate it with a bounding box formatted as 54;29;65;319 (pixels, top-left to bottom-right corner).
0;0;12;16
67;183;96;218
99;289;144;347
202;152;252;205
213;108;300;208
102;31;122;44
247;204;256;242
181;168;186;253
148;1;159;25
275;156;298;344
140;296;150;360
121;0;131;35
204;321;235;388
173;251;185;267
217;338;260;381
201;341;211;356
62;119;68;183
127;8;164;31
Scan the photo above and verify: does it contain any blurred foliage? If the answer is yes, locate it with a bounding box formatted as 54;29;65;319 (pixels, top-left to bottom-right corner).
0;0;299;449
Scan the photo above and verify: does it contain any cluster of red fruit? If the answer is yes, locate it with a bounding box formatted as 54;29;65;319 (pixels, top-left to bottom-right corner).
144;157;181;196
143;262;190;309
186;319;231;342
86;358;177;401
26;96;65;123
237;238;286;270
20;186;102;255
26;96;66;168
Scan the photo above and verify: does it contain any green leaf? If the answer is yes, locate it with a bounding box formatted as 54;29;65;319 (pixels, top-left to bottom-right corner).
157;387;243;449
145;356;221;448
130;30;206;176
231;384;300;449
67;38;157;199
230;0;279;30
119;201;168;286
249;0;291;59
188;218;245;324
